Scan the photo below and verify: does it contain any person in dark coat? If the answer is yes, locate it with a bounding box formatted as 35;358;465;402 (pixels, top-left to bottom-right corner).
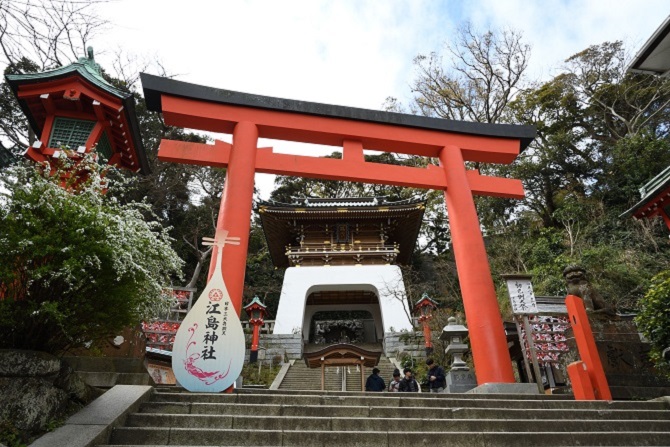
426;358;446;393
398;367;420;392
365;367;386;392
388;368;401;392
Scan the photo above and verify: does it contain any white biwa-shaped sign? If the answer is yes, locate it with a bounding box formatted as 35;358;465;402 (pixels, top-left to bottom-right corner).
172;229;246;392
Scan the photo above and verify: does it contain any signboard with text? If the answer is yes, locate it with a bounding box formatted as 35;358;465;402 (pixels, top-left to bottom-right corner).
172;230;245;392
504;275;539;314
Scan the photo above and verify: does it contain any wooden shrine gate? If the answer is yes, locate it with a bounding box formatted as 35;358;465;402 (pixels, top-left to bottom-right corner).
304;344;381;391
141;73;535;385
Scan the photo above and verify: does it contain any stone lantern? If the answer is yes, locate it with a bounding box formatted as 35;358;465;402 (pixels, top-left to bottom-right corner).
439;316;476;393
413;293;438;356
243;296;268;363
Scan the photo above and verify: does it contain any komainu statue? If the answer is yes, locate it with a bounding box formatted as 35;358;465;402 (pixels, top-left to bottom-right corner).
562;265;613;313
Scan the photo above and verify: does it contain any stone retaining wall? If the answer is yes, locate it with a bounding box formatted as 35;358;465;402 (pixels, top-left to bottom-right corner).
0;350;102;444
241;332;436;364
383;331;430;359
244;333;303;363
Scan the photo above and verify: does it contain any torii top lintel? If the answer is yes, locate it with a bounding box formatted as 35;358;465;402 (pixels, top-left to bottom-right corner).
140;73;534;198
141;73;534;161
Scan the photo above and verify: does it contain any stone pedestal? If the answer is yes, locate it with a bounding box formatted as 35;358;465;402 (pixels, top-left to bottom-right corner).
562;312;670;399
445;370;477;393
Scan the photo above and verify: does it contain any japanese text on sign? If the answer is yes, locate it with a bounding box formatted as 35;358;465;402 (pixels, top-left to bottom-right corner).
505;277;538;314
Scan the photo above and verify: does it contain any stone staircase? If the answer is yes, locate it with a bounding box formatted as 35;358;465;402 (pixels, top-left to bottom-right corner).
279;355;397;391
97;388;670;446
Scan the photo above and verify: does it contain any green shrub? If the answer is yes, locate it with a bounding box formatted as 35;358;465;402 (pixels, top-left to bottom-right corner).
635;270;670;377
241;362;281;386
0;156;183;353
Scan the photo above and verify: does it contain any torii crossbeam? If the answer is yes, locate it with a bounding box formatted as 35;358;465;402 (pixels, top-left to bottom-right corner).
141;73;535;385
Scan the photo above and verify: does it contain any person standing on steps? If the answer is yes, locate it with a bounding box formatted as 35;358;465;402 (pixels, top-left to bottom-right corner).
365;367;385;392
398;367;420;392
388;368;401;392
426;358;446;393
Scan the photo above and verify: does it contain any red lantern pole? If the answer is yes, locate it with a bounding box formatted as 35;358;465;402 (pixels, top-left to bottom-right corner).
244;297;268;364
249;320;262;364
419;313;433;355
414;293;437;357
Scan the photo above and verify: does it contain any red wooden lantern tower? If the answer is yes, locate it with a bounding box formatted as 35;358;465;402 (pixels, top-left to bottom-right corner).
414;293;438;356
5;47;149;174
243;296;268;363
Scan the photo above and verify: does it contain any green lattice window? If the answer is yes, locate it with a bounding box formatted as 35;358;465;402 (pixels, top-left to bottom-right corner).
96;130;113;164
48;117;96;149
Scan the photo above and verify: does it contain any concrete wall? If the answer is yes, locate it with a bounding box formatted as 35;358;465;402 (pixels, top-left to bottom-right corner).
273;265;413;337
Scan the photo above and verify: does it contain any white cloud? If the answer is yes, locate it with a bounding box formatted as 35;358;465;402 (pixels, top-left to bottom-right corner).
56;1;670;198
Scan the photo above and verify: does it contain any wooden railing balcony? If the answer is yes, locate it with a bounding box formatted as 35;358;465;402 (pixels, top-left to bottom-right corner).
286;242;399;266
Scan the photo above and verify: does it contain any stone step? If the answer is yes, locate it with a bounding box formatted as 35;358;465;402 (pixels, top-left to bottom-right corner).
103;428;670;446
155;386;577;399
149;392;668;410
139;402;670;420
125;413;670;432
91;388;670;447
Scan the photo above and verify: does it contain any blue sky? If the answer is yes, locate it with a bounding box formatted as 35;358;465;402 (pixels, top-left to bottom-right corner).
87;1;670;196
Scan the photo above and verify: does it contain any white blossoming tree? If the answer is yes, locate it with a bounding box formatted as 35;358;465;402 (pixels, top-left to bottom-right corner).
0;155;183;353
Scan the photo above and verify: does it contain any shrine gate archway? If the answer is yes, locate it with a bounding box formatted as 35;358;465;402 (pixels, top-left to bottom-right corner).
141;73;535;385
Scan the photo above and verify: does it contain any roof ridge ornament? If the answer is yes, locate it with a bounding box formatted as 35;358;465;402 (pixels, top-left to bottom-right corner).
77;46;102;75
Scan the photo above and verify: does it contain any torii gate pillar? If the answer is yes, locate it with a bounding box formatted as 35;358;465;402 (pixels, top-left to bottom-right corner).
207;121;258;314
440;146;515;383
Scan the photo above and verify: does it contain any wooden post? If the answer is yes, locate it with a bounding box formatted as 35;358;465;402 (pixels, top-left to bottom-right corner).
321;362;325;391
565;295;612;400
515;317;535;385
568;361;596;400
361;363;365;392
522;316;545;394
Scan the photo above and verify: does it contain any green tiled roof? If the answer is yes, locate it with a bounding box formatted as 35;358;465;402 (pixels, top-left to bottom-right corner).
243;296;267;310
5;47;129;99
623;164;670;217
4;47;150;174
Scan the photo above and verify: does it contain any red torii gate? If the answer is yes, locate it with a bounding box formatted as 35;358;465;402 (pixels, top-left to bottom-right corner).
141;73;535;385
